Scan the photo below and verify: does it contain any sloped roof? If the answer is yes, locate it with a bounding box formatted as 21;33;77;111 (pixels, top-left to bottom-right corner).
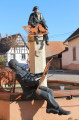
64;28;79;43
26;41;67;58
0;36;14;55
45;41;67;58
0;33;27;55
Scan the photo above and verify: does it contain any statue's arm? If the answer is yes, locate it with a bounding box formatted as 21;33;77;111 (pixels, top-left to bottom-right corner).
40;13;48;30
28;13;35;27
30;72;43;78
28;15;32;25
24;78;41;87
16;73;41;87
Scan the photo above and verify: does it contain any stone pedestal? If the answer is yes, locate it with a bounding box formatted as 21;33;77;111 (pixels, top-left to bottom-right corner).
28;35;47;86
0;97;79;120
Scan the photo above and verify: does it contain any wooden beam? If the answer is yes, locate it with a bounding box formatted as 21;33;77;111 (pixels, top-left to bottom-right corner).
54;89;79;98
0;92;23;101
0;89;79;101
48;80;79;86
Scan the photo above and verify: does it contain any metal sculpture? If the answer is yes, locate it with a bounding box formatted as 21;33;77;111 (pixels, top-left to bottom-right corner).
0;66;16;93
23;24;49;36
23;6;49;45
8;59;71;115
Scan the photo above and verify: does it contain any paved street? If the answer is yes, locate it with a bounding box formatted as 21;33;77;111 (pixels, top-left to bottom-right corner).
47;70;79;82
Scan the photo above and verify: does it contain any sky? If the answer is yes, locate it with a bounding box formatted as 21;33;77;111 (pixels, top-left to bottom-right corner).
0;0;79;42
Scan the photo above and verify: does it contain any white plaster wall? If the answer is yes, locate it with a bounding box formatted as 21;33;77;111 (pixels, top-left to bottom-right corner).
0;35;29;67
6;46;29;66
62;37;79;67
62;51;69;66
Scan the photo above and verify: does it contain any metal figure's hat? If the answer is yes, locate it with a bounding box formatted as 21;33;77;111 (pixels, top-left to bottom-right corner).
32;6;39;11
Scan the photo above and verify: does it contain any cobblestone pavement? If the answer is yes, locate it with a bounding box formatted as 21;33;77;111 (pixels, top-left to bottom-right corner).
47;70;79;82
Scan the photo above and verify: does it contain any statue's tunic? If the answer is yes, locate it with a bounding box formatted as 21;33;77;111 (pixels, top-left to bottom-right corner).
28;12;48;30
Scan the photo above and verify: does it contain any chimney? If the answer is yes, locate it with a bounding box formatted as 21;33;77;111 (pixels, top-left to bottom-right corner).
0;34;1;39
6;34;8;38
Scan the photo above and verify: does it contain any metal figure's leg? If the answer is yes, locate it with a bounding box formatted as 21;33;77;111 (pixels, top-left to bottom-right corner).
36;87;59;109
43;34;49;45
35;36;39;44
36;86;71;115
58;107;71;115
39;86;54;98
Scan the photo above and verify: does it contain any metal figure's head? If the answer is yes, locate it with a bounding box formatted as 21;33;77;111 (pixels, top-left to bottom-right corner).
32;6;39;13
8;59;21;70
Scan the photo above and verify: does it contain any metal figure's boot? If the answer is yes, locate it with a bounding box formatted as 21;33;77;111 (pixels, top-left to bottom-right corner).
46;102;59;114
45;40;49;46
46;99;71;115
46;102;71;115
58;107;71;115
43;34;49;46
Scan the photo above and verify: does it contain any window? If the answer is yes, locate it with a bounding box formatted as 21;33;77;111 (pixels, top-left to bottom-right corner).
22;54;26;60
73;47;76;61
11;54;15;59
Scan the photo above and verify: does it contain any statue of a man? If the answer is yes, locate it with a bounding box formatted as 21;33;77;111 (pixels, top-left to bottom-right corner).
28;6;49;45
8;59;71;115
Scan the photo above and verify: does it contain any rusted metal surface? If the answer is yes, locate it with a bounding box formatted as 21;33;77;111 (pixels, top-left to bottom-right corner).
37;57;53;90
0;65;16;93
0;92;23;101
48;79;79;86
23;24;49;37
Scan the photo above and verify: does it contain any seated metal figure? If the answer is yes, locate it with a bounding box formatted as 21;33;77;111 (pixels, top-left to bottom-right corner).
28;6;49;45
8;59;71;115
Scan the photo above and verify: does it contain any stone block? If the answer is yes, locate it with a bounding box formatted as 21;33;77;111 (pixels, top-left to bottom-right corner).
29;35;47;86
0;98;79;120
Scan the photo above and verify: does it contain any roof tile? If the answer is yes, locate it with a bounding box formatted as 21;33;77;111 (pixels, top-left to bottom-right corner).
26;41;67;58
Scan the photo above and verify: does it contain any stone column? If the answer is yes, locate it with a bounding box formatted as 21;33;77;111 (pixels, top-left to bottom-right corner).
28;35;47;87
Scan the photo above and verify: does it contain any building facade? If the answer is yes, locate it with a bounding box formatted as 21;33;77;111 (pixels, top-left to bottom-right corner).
62;28;79;70
45;41;67;69
0;34;29;68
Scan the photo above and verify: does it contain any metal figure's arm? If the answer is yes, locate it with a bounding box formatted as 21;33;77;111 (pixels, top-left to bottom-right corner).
40;14;48;30
30;72;43;78
28;14;35;27
23;78;41;87
16;73;41;87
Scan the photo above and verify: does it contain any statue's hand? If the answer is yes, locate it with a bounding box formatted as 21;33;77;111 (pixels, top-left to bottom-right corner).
35;80;41;86
31;23;36;28
30;73;35;77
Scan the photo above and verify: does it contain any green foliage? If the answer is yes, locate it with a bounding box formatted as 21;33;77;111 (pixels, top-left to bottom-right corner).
0;57;6;65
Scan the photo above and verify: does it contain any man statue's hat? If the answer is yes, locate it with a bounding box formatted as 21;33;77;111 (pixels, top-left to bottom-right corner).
32;6;39;11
